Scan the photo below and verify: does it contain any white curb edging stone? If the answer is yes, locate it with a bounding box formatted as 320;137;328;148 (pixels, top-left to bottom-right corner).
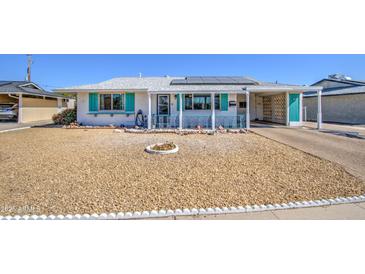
1;194;365;220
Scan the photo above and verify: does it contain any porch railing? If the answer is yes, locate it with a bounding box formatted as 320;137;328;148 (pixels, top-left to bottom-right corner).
151;114;246;129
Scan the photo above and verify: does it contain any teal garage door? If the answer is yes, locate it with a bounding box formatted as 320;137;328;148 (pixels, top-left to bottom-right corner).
289;94;300;122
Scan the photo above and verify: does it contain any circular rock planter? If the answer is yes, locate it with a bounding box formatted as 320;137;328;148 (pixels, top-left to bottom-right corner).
145;142;179;155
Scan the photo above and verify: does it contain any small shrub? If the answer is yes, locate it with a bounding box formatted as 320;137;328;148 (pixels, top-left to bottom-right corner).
52;108;77;125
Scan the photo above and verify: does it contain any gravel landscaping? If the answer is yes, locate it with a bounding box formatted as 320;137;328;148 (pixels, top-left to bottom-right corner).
0;128;364;216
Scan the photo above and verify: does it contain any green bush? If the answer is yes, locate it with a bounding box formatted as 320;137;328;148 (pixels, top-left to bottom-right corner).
52;108;77;125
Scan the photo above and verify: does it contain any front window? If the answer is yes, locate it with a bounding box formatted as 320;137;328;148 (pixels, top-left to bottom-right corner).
99;94;125;111
189;94;220;110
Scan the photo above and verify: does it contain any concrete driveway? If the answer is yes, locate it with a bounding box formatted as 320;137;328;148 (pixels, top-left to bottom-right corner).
0;120;53;132
251;123;365;181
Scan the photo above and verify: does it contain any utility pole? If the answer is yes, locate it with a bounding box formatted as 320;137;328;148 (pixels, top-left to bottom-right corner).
27;54;32;82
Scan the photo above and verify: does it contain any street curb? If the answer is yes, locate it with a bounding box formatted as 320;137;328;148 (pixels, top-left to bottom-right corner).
0;127;31;134
1;194;365;220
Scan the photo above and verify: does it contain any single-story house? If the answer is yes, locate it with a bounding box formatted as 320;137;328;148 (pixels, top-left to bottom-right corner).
0;80;73;123
55;76;323;129
304;74;365;124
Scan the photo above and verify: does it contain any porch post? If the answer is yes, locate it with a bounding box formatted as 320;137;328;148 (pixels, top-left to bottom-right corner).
148;93;152;129
179;93;183;130
245;91;250;129
211;92;215;130
285;92;290;126
317;89;322;129
18;93;23;124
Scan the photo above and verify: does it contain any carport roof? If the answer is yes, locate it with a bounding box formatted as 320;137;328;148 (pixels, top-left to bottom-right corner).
0;81;68;99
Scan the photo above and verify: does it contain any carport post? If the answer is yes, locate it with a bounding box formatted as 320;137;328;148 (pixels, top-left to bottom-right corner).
148;93;152;129
285;92;290;126
211;92;215;130
18;93;23;124
179;93;183;130
317;89;322;129
245;91;250;129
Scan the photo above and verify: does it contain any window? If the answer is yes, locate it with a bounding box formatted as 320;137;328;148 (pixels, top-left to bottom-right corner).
99;94;125;111
184;94;193;110
191;94;220;110
239;102;247;108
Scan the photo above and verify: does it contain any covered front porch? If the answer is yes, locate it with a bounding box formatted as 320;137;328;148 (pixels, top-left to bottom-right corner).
146;86;323;130
147;91;250;130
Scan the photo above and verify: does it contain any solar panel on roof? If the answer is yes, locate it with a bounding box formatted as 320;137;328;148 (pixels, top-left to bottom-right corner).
170;76;257;85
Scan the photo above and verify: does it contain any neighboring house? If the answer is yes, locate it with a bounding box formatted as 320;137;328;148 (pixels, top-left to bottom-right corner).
304;74;365;124
55;76;322;129
0;81;72;123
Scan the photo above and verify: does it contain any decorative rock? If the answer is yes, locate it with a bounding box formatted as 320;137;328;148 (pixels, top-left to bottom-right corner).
13;215;21;220
80;214;90;220
73;214;82;220
116;213;124;219
222;207;230;213
321;199;330;205
39;215;47;220
281;203;289;209
245;205;253;212
288;202;296;208
183;208;191;215
141;211;149;217
328;198;337;204
107;213;116;219
206;208;215;214
237;206;245;212
29;215;38;220
166;209;174;216
294;202;302;207
198;208;207;214
191;208;199;215
214;207;223;213
46;215;56;220
56;215;65;220
65;214;73;220
158;210;167;217
229;207;238;212
174;209;183;215
252;205;261;211
21;215;30;220
125;212;133;218
98;213;107;220
259;205;268;210
150;210;159;217
273;204;282;209
91;213;99;219
267;204;275;209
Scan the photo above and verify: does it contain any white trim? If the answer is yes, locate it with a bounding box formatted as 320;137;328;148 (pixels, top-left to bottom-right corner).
211;92;215;130
2;194;365;220
299;93;303;123
18;93;23;124
317;89;322;129
147;93;152;129
19;82;43;90
179;93;183;130
285;92;289;126
245;91;250;129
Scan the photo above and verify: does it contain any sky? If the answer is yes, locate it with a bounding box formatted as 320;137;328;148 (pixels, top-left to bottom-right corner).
0;54;364;91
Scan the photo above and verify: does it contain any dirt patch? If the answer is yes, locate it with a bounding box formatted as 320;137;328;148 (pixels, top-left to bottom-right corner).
0;128;364;215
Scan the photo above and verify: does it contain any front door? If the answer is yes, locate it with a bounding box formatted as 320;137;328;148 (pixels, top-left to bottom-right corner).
157;95;170;128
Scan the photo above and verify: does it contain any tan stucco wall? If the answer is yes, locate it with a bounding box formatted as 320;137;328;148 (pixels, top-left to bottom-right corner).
304;94;365;124
0;94;17;104
22;97;58;107
21;107;65;123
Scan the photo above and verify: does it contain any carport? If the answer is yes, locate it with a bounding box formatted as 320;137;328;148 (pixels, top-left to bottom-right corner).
244;85;323;129
0;81;70;124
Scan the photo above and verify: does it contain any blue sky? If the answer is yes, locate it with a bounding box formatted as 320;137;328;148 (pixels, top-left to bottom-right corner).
0;54;364;91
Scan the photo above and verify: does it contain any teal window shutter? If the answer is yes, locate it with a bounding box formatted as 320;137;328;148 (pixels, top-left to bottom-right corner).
221;93;228;111
177;94;185;111
89;93;98;112
125;93;135;112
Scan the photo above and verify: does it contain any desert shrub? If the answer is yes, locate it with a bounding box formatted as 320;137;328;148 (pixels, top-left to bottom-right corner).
52;108;77;125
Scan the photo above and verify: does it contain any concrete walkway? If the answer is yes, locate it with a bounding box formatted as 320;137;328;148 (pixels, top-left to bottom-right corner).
250;123;365;181
172;202;365;220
